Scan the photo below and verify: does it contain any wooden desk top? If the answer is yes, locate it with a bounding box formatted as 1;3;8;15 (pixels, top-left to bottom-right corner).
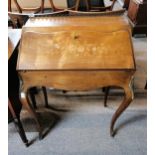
17;16;135;71
25;16;129;28
8;29;22;59
24;16;130;33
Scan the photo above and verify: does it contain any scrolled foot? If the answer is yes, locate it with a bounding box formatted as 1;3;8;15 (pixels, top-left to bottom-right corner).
25;142;29;147
110;129;116;137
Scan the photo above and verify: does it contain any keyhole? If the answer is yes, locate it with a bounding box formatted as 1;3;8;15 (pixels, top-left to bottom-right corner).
74;35;79;39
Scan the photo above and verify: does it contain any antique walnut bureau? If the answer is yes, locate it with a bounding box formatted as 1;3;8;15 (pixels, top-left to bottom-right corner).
17;16;136;139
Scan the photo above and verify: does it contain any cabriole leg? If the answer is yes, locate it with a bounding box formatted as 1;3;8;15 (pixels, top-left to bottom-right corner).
20;90;43;140
110;80;134;136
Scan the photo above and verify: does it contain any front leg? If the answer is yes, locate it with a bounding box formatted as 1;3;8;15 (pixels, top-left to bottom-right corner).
110;78;134;136
20;90;43;140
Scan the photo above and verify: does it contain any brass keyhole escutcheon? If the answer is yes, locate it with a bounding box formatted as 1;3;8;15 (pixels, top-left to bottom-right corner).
71;32;80;40
74;35;79;39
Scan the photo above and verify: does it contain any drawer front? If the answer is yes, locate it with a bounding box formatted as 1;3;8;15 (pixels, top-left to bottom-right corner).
19;70;135;91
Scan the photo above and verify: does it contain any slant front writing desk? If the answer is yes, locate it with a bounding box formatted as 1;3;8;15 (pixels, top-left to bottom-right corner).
17;16;136;138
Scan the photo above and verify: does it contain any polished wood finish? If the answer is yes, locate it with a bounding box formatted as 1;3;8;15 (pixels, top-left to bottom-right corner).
24;16;131;31
17;16;136;138
127;0;147;36
18;31;134;70
68;9;125;16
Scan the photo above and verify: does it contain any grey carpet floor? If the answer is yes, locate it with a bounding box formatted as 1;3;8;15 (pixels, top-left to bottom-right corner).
8;93;146;155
